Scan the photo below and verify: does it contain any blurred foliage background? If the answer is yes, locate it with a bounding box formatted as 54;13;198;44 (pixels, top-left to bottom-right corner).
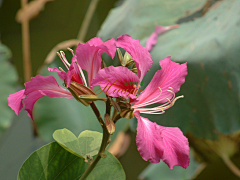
0;0;240;179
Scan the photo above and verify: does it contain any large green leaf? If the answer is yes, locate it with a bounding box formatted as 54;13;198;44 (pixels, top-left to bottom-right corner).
34;55;129;142
99;0;205;40
53;129;102;159
98;0;240;139
18;142;126;180
0;43;18;135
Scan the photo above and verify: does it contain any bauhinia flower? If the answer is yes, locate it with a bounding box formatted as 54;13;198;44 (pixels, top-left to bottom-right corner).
8;37;116;120
91;35;189;169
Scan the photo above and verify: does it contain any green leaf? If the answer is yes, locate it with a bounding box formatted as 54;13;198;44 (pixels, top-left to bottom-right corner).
98;0;205;40
18;142;125;180
34;53;129;142
53;129;102;159
98;0;240;139
139;149;202;180
0;43;18;136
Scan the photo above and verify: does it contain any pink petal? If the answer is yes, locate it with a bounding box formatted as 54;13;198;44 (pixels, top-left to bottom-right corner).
135;111;190;168
24;75;73;120
116;35;152;82
87;37;104;46
91;66;139;99
8;89;26;116
76;38;116;86
48;56;83;88
146;25;179;51
69;55;83;85
135;56;187;106
157;125;190;169
135;111;164;163
48;67;72;88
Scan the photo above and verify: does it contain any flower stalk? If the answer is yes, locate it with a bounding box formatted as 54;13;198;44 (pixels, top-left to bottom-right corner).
79;102;112;180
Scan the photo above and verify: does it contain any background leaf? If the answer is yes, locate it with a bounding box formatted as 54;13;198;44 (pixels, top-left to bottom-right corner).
98;0;240;140
53;129;102;159
99;0;205;40
0;43;18;136
18;142;126;180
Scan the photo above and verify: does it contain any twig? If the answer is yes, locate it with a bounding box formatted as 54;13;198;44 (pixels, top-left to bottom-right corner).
20;0;38;136
80;102;110;180
21;0;32;82
43;39;81;65
77;0;100;42
221;154;240;177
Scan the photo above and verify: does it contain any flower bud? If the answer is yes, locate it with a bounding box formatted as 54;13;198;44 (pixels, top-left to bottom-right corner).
120;109;134;119
78;95;106;101
117;48;124;66
68;81;96;106
124;51;133;66
105;113;115;135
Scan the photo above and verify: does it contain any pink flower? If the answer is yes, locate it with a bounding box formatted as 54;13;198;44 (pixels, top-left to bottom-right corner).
8;37;116;120
92;35;189;168
132;57;189;168
91;35;152;99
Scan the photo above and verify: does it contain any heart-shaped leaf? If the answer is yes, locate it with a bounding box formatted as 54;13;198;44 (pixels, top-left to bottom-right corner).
53;129;102;159
18;142;126;180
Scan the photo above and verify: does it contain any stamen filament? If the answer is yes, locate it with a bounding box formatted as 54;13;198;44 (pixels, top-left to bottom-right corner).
76;61;88;87
57;52;69;70
60;51;71;67
133;87;163;108
133;86;184;115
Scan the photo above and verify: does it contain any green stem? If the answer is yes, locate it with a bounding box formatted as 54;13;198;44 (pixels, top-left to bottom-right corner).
90;102;104;126
79;102;111;180
79;125;110;180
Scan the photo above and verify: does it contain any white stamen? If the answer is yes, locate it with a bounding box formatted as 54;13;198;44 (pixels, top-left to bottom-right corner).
133;87;184;115
57;52;69;70
67;48;75;56
76;61;88;87
60;51;71;67
133;87;163;108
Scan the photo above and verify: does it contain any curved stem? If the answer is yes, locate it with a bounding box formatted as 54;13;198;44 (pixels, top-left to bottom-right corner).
221;154;240;177
90;102;104;126
80;102;111;180
21;0;38;137
77;0;100;42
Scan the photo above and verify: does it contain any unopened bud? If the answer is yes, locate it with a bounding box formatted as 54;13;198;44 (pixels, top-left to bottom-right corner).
105;113;115;135
79;95;106;101
131;68;138;73
68;81;96;106
120;109;134;119
117;48;124;66
123;51;132;65
110;98;121;112
118;102;131;109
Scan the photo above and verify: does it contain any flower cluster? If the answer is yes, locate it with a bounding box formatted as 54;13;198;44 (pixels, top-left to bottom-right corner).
8;34;189;169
